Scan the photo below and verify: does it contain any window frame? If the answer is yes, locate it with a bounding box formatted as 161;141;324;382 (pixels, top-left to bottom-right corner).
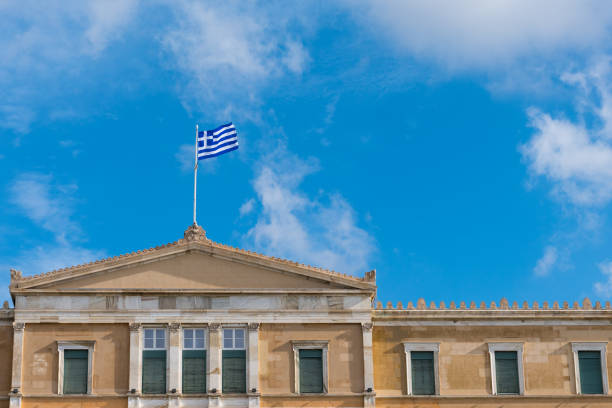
221;326;248;394
402;342;440;396
487;342;524;396
183;327;207;350
142;326;168;395
291;340;329;395
182;327;208;395
223;328;246;350
571;342;609;395
143;327;167;350
57;340;95;395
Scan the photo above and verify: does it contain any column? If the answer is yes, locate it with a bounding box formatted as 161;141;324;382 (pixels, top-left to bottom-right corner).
208;323;221;408
168;322;182;406
128;323;142;408
362;322;375;408
10;322;25;408
248;323;260;408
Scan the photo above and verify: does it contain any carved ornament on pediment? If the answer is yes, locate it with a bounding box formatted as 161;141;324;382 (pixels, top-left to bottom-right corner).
183;224;209;242
10;269;22;284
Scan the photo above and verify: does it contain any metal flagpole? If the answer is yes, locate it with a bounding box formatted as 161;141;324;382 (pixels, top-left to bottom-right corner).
193;124;198;225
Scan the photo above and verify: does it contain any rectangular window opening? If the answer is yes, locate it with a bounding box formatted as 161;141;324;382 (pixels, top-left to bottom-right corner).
579;350;604;395
183;328;207;394
299;349;323;394
63;349;88;394
411;351;435;395
143;328;167;394
495;351;520;395
222;328;246;393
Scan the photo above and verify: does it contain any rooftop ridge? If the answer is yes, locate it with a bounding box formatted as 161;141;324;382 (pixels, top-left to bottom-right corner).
11;225;375;285
375;297;609;311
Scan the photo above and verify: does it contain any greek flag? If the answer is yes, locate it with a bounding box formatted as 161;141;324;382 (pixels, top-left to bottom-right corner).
197;122;238;160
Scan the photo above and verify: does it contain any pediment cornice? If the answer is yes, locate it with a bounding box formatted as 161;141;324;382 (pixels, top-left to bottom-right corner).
10;225;376;292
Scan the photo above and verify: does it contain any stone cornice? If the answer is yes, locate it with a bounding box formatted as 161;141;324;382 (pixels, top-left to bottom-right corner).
10;225;376;292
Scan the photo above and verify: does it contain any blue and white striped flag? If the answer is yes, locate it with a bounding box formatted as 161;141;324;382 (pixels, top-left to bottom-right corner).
197;122;238;160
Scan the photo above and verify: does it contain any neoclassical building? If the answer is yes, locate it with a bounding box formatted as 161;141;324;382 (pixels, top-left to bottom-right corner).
1;225;611;408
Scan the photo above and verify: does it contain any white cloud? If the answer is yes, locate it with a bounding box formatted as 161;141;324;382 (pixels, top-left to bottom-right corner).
521;58;612;206
8;244;106;276
348;0;612;70
594;261;612;297
0;0;139;133
533;245;558;277
161;1;310;117
243;147;376;275
239;198;256;217
84;0;139;56
9;173;80;244
7;172;106;275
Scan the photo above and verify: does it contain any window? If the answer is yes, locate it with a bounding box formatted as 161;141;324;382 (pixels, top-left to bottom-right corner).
572;342;609;395
488;343;524;395
143;328;166;394
57;341;95;395
403;343;439;395
292;341;329;394
183;328;206;394
222;328;246;393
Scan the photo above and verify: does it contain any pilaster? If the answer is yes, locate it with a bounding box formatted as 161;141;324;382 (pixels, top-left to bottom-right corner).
208;323;222;402
168;322;182;394
128;323;143;397
10;322;24;408
362;322;375;408
248;322;261;408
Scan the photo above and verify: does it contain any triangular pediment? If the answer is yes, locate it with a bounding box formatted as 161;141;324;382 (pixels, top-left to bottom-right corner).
41;251;349;290
10;226;376;293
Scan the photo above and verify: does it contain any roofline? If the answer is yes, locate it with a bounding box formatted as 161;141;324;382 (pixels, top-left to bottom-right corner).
10;225;377;292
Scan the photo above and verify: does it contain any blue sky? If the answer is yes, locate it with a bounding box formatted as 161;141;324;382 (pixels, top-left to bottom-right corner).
3;1;612;306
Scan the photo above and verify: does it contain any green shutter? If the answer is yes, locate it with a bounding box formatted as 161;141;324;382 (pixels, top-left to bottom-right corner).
63;349;88;394
143;350;166;394
299;349;323;393
222;350;246;393
495;351;519;394
411;351;435;395
183;350;206;394
579;351;604;394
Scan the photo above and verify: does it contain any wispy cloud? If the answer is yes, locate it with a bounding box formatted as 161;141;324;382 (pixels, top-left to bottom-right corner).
7;172;105;275
594;261;612;297
533;245;558;277
348;0;612;71
521;58;612;207
242;145;376;274
161;0;311;118
9;173;80;244
0;0;139;134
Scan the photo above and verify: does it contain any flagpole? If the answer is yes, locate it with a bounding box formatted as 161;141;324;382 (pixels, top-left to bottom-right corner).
193;124;198;225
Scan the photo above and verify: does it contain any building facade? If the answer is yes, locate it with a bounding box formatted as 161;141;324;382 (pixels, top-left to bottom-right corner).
0;225;611;408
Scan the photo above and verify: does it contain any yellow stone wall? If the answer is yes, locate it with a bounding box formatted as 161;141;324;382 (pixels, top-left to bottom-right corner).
259;323;364;394
373;324;612;398
21;323;129;396
0;325;13;395
21;397;126;408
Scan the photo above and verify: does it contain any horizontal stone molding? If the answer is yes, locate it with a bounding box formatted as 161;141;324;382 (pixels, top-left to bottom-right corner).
15;294;372;312
13;309;372;324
